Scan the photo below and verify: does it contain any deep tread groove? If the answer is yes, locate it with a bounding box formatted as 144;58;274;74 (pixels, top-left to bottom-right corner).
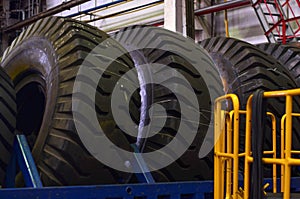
0;67;16;184
257;43;300;86
112;25;223;181
200;37;300;176
1;16;136;186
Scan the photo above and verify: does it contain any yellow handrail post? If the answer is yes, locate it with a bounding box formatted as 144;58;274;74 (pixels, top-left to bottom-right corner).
281;115;286;193
214;94;240;199
270;113;277;193
220;114;226;199
232;95;240;199
214;99;222;199
283;95;292;199
243;95;252;199
225;113;233;198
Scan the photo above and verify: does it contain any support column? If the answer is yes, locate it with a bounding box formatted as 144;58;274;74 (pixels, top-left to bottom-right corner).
164;0;184;34
185;0;195;39
164;0;195;39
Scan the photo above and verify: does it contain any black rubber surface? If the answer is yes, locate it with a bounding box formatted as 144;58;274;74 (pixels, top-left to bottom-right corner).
1;16;138;186
250;89;266;199
200;37;300;175
0;67;16;184
113;25;224;181
257;42;300;86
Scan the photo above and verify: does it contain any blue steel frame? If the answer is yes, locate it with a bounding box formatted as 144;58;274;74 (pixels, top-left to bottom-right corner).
1;135;214;199
1;135;300;199
5;135;42;188
0;181;214;199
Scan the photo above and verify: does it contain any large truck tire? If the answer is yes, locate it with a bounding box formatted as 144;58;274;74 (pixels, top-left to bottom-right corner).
113;25;224;181
0;67;16;184
257;43;300;86
200;37;300;175
1;16;139;186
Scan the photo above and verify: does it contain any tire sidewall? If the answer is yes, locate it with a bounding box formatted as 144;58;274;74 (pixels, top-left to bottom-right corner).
1;37;59;162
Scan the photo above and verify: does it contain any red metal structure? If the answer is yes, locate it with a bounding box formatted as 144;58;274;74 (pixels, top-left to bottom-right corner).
251;0;300;44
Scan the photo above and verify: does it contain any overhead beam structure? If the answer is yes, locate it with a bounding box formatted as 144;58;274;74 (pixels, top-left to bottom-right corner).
4;0;90;32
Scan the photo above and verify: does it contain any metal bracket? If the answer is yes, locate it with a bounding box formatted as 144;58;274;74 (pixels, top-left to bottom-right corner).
5;134;43;188
131;144;155;184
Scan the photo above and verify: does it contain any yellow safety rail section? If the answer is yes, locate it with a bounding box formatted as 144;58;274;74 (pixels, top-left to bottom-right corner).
214;88;300;199
214;94;240;199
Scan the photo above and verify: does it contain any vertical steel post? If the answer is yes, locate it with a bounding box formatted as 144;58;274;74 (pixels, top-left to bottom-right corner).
185;0;195;39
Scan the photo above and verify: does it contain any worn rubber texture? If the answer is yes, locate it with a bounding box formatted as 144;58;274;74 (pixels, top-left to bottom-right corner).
113;25;224;181
1;16;138;186
0;67;16;184
257;43;300;86
200;37;300;175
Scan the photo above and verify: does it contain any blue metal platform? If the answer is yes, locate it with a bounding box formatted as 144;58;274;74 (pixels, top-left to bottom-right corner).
1;135;300;199
0;135;214;199
0;181;214;199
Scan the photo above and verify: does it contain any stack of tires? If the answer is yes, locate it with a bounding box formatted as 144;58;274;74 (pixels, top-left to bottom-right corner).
0;16;299;186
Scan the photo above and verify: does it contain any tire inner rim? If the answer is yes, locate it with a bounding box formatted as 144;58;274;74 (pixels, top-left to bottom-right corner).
15;71;46;149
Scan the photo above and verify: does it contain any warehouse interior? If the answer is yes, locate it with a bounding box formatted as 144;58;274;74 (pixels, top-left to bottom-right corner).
0;0;299;199
3;0;299;53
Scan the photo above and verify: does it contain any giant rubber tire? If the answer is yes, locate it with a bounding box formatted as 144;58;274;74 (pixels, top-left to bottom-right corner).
1;16;140;186
0;67;16;185
113;25;224;181
200;37;300;175
257;43;300;86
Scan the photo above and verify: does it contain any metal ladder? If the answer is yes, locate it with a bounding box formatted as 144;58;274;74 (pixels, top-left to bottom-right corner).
250;0;300;44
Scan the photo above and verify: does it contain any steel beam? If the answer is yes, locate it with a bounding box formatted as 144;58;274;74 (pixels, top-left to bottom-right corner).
85;0;163;23
4;0;91;32
195;0;250;16
66;0;127;18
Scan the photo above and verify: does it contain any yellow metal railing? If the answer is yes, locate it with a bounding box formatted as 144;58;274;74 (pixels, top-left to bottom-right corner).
214;94;240;199
214;88;300;199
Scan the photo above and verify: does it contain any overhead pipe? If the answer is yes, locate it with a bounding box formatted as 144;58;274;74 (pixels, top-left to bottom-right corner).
4;0;250;33
10;10;26;31
146;19;164;27
140;0;249;28
10;10;26;21
195;0;250;16
148;0;249;28
66;0;128;18
4;0;91;32
86;0;249;25
85;0;164;23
